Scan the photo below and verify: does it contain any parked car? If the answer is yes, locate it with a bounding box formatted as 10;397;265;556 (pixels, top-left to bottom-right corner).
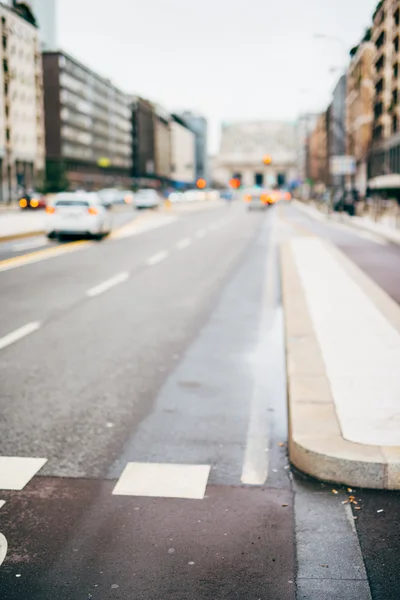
46;192;112;239
19;190;46;210
244;188;275;210
134;189;161;209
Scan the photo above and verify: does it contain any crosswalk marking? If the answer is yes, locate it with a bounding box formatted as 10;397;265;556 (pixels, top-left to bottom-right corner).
0;500;5;510
0;533;7;567
112;462;211;499
0;457;47;491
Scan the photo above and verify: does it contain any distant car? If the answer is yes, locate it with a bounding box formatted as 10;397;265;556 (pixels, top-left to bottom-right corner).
134;189;161;209
244;188;275;210
45;192;112;239
19;191;46;210
97;188;134;206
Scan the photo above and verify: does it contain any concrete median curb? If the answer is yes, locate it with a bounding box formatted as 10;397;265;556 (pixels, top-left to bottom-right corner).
0;229;45;243
281;241;400;490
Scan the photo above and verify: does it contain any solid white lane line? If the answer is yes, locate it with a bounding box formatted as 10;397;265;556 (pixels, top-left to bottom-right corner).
176;237;192;250
113;462;211;499
0;322;41;352
86;271;129;298
0;457;47;490
12;239;47;252
147;250;169;266
196;229;207;239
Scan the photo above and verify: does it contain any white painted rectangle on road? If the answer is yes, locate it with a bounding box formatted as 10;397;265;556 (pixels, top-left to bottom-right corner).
0;457;47;490
147;250;169;266
176;238;192;250
86;271;129;297
112;462;211;499
0;322;40;352
0;500;5;510
196;229;207;239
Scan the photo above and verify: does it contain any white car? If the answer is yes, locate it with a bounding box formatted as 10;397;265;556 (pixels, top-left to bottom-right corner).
46;192;112;239
134;188;161;209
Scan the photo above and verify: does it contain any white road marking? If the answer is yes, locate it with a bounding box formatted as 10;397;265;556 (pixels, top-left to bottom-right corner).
292;238;400;446
0;241;90;273
196;229;207;239
0;533;7;567
86;271;129;298
112;462;211;499
0;322;41;352
0;457;47;490
241;224;277;485
176;237;192;250
12;239;47;252
111;214;177;240
0;500;5;510
147;250;169;266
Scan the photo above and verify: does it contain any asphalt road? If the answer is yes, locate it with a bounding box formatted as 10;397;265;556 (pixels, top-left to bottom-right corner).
0;200;399;599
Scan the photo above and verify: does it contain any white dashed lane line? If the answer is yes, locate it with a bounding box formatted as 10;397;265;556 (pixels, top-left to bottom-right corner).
86;271;129;298
196;229;207;239
0;321;41;352
147;250;169;266
176;237;192;250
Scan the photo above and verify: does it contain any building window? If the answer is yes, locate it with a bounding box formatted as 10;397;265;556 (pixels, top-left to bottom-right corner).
3;59;8;73
395;8;400;27
376;78;384;93
376;55;385;72
393;115;398;134
373;125;383;140
374;102;383;118
376;30;385;49
394;35;399;53
6;128;10;141
394;63;399;80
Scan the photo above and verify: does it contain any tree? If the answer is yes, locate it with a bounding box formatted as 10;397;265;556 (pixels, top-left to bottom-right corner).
45;160;69;193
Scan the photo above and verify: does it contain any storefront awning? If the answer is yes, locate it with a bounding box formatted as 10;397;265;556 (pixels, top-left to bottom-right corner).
368;174;400;190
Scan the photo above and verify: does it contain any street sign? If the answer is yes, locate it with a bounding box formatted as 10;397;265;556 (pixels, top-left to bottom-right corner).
330;156;356;176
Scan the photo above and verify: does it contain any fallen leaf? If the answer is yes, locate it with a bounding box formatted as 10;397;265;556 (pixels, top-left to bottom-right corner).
282;504;289;507
278;442;284;447
342;500;348;504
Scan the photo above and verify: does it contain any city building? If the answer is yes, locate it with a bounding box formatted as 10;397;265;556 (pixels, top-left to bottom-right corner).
42;51;132;191
213;121;297;188
307;112;329;187
329;75;347;189
170;114;195;187
153;104;171;184
346;37;375;198
176;111;208;181
369;0;396;180
131;96;156;181
0;2;45;203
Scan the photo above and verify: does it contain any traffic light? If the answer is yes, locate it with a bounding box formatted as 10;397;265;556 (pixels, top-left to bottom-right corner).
229;178;241;189
263;155;272;165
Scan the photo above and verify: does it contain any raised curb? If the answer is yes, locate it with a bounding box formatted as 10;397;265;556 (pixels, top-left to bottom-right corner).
0;229;45;243
281;241;400;490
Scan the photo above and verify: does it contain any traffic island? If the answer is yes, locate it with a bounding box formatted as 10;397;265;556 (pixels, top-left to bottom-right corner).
281;238;400;490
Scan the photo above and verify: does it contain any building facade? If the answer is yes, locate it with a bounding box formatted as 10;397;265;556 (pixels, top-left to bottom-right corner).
346;41;375;197
213;121;297;188
154;104;171;182
170;115;195;186
369;0;396;178
176;111;208;181
43;51;132;190
329;75;347;188
307;112;329;187
0;3;45;203
296;113;319;182
131;96;156;180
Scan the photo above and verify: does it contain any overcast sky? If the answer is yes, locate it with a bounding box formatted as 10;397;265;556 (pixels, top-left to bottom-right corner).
57;0;378;152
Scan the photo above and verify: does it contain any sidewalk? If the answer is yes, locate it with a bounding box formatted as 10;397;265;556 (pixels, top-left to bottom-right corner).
281;235;400;490
294;199;400;245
